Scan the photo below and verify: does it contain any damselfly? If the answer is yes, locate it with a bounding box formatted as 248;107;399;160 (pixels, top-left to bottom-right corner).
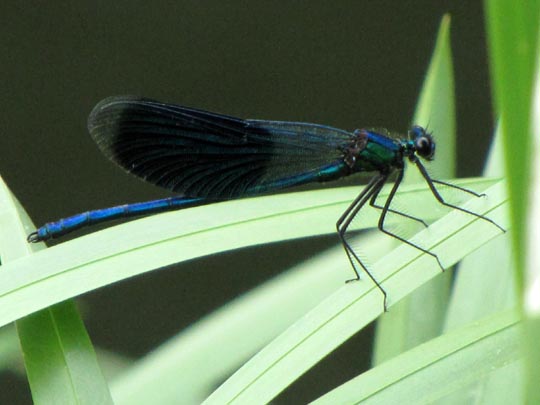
28;96;504;308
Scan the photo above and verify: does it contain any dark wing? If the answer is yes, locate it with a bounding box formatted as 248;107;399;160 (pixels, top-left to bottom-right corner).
88;96;353;198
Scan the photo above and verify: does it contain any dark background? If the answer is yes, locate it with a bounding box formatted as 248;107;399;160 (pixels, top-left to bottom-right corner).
0;2;493;403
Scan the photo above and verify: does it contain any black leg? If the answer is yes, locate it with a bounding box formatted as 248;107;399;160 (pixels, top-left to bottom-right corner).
337;174;389;310
369;174;428;227
415;160;506;233
376;169;445;271
431;179;485;197
336;174;385;281
336;175;384;232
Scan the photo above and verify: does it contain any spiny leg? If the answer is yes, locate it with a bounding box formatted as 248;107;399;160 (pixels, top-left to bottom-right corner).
431;179;485;197
415;160;506;233
337;174;389;309
369;173;428;227
376;169;445;271
370;203;428;227
336;174;384;241
336;174;385;281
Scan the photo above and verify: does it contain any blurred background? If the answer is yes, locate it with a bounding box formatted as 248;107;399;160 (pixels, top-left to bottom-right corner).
1;1;494;403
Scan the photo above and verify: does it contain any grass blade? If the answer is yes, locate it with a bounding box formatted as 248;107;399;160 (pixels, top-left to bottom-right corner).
203;181;507;404
0;179;498;328
0;176;113;404
313;310;521;404
373;13;456;364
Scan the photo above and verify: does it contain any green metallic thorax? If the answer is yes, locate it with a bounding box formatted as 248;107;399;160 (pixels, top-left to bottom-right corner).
346;130;404;174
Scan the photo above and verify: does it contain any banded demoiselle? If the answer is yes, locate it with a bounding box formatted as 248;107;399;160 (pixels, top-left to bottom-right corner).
28;96;503;308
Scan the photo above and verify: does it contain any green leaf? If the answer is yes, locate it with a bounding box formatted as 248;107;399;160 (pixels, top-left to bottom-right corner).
313;310;521;404
17;302;113;405
485;0;539;286
485;2;540;402
0;176;113;404
373;14;456;365
0;325;20;372
444;129;516;395
523;60;540;405
0;179;498;328
1;173;503;403
109;236;360;403
437;125;518;404
411;14;456;179
203;181;507;404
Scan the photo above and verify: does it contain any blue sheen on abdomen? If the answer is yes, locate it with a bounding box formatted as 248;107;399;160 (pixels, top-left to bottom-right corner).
30;196;203;241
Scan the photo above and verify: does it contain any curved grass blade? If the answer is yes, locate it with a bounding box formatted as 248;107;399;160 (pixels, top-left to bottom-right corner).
313;309;521;404
485;1;539;282
374;14;457;365
441;124;518;403
17;301;114;405
0;178;498;329
486;2;540;402
110;236;390;404
0;176;113;404
202;181;507;404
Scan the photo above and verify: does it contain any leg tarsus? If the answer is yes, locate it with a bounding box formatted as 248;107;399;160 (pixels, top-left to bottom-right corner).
337;175;389;310
416;163;506;233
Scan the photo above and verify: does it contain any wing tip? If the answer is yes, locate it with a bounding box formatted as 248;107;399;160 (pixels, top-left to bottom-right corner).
87;95;152;135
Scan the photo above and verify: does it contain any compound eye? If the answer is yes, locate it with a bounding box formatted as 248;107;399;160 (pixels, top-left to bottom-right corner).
415;135;435;160
410;125;426;139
